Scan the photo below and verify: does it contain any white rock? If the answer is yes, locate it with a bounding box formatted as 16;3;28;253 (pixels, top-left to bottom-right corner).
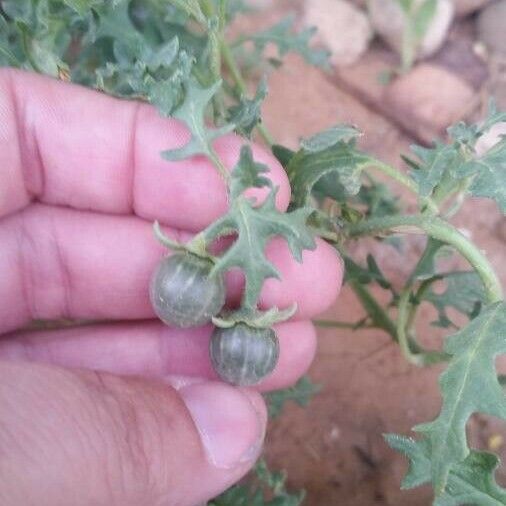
303;0;373;66
475;122;506;156
368;0;454;60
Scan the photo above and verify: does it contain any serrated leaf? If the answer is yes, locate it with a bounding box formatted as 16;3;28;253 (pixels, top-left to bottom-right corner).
162;79;235;161
386;435;506;505
228;77;267;138
413;302;506;492
422;271;487;328
266;376;321;418
300;125;361;153
287;141;372;207
461;139;506;214
344;255;392;290
230;145;272;199
202;146;316;308
355;177;401;217
235;14;330;69
410;143;461;197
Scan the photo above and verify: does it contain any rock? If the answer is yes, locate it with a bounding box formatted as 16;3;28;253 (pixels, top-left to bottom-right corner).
453;0;493;17
384;64;475;143
303;0;373;66
368;0;454;60
477;1;506;54
475;122;506;156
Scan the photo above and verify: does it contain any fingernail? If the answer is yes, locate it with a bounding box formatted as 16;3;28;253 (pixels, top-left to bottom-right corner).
163;375;206;390
179;382;266;469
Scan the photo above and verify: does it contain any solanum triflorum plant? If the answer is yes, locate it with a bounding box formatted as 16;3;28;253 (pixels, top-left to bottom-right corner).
1;0;505;504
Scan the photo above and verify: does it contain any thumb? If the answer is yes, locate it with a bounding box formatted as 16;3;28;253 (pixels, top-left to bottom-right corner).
0;361;266;506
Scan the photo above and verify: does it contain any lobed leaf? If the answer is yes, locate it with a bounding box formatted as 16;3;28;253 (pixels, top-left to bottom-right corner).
386;435;506;505
462;139;506;214
228;77;268;138
412;302;506;492
287;139;372;208
409;143;461;197
202;146;316;309
234;14;330;69
300;125;361;153
162;78;235;161
422;271;487;328
266;376;321;418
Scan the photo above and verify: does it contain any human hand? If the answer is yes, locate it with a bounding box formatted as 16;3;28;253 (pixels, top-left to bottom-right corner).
0;69;343;506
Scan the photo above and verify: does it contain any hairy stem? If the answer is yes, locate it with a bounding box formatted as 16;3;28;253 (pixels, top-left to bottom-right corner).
397;288;424;365
347;215;503;303
314;318;369;329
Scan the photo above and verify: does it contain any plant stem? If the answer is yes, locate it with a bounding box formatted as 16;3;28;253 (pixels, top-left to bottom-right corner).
220;40;274;146
314;319;368;329
209;149;231;185
397;288;424;365
349;279;399;340
365;159;439;214
347;215;503;303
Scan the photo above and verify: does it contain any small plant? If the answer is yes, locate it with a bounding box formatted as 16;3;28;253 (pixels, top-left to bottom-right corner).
1;1;505;504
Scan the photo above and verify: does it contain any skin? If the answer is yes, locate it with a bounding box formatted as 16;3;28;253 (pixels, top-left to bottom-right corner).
0;69;343;506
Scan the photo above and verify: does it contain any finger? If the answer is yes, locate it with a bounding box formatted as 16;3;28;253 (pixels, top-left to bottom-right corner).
0;204;343;333
0;361;266;506
0;68;289;229
0;320;317;392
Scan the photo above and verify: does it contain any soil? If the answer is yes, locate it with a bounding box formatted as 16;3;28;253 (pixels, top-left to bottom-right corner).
231;2;506;505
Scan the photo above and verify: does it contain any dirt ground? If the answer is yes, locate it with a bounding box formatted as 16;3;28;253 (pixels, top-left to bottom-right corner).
231;2;506;505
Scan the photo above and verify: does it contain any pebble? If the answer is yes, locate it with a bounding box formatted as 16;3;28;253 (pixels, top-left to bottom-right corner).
303;0;373;66
368;0;454;60
384;64;474;142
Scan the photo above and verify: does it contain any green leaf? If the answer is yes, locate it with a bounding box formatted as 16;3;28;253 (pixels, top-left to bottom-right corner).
344;255;392;291
422;271;487;328
62;0;100;15
386;435;506;505
162;78;235;161
354;176;401;218
235;15;330;69
413;302;506;493
409;143;461;197
0;15;20;66
202;147;316;308
272;144;296;168
228;77;267;138
411;238;445;281
265;376;321;418
462;139;506;214
300;125;361;153
287;141;372;208
230;145;272;199
210;460;305;506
